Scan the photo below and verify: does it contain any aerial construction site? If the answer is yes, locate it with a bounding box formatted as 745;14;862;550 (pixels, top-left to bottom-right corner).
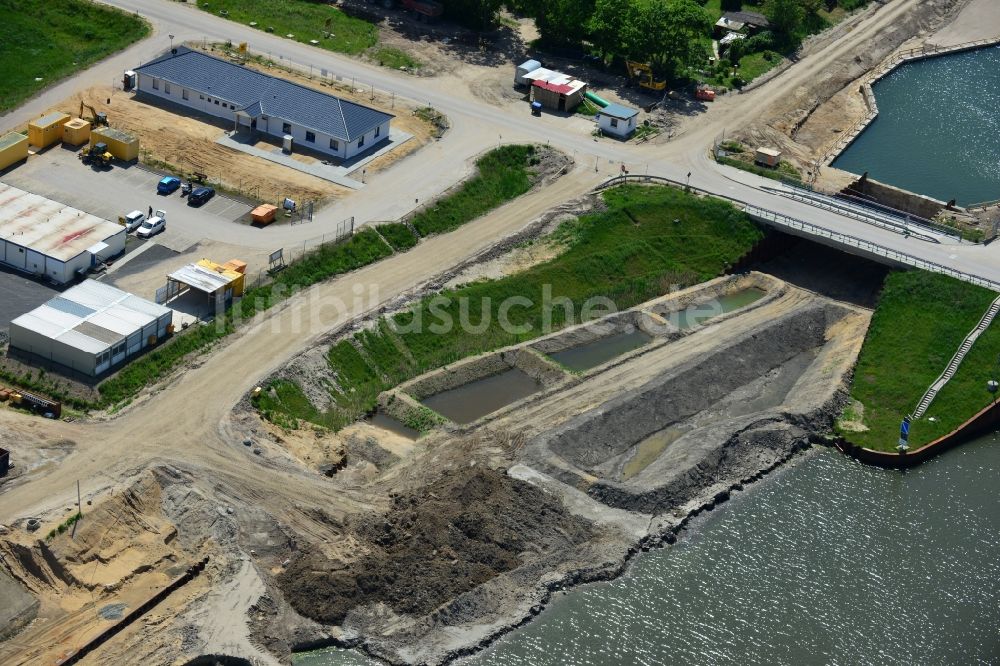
1;0;999;664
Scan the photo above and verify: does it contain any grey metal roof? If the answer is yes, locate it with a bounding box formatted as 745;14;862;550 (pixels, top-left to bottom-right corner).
135;47;393;141
722;11;769;27
600;103;639;120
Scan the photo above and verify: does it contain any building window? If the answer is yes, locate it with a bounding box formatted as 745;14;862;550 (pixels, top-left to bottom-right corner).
358;135;365;148
152;78;159;90
113;341;126;356
182;89;189;100
610;118;619;128
164;82;171;94
214;99;220;105
375;126;381;137
199;94;204;100
305;131;315;143
330;138;339;150
282;122;292;134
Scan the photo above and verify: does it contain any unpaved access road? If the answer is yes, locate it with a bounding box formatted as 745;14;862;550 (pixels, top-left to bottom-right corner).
0;165;593;523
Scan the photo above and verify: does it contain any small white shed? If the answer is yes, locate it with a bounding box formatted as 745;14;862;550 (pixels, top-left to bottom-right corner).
597;103;640;139
515;59;542;86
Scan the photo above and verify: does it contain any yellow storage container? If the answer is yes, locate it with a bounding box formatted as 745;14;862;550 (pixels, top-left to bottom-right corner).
62;118;92;147
90;126;139;161
28;112;70;149
0;132;29;171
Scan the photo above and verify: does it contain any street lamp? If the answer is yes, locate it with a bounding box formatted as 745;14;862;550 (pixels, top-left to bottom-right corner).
686;171;691;191
169;34;175;52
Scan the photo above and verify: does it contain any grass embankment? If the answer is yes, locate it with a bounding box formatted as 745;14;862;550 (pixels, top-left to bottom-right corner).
254;184;764;430
197;0;421;70
198;0;376;54
376;223;419;252
715;142;802;183
0;0;149;112
411;145;539;237
839;271;999;451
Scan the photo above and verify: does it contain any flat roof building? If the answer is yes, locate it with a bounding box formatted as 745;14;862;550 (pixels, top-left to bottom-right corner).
523;67;587;112
597;103;640;139
134;46;394;160
0;183;126;284
10;280;173;377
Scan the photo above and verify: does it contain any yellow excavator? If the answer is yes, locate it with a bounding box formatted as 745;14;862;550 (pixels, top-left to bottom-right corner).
78;101;108;126
626;61;667;91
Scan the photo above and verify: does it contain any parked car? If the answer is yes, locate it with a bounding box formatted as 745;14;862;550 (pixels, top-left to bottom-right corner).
123;210;146;232
136;210;166;238
188;186;215;207
157;176;181;194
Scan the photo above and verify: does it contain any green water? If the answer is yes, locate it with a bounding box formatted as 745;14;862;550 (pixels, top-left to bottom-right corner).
832;46;1000;206
673;287;766;330
548;329;652;372
420;368;542;425
295;435;1000;665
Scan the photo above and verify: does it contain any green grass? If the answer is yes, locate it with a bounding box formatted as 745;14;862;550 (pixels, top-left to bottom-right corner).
0;0;149;112
197;0;377;56
411;145;539;237
376;222;419;251
369;46;421;70
737;50;782;82
716;155;802;183
264;184;763;429
839;271;998;451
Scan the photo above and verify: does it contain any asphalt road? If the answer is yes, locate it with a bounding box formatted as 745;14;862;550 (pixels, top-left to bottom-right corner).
2;0;998;284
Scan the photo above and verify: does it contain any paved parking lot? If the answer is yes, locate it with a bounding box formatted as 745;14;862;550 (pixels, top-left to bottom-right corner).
0;269;60;333
1;147;253;252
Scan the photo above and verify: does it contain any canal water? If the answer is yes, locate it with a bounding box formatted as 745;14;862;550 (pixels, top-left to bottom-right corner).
831;45;1000;206
295;434;1000;665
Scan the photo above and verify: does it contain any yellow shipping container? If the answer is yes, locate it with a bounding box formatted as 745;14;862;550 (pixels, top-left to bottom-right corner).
62;118;91;147
197;258;246;297
0;133;29;171
28;112;70;149
91;126;139;161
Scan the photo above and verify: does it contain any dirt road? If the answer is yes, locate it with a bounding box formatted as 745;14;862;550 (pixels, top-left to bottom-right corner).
0;165;592;522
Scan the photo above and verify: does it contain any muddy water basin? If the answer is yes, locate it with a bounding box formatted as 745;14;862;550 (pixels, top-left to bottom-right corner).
421;369;543;425
366;411;419;440
548;329;653;372
672;287;766;330
620;426;690;480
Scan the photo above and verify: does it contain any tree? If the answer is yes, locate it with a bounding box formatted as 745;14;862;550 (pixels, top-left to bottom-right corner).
588;0;632;55
623;0;711;79
443;0;504;31
764;0;805;39
537;0;596;46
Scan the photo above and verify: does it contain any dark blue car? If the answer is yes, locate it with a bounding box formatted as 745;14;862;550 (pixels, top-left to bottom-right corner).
157;176;181;194
188;186;215;207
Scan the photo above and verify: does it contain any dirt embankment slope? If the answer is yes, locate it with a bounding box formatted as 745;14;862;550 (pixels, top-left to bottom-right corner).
279;467;593;626
731;0;969;168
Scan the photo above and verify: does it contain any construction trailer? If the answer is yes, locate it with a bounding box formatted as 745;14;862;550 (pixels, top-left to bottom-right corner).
0;132;29;171
515;59;541;86
63;118;92;147
9;279;173;377
0;183;126;283
28;112;70;149
755;147;782;168
90;127;139;161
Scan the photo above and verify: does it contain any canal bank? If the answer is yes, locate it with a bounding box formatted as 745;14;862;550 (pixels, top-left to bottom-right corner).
296;432;1000;665
830;42;1000;207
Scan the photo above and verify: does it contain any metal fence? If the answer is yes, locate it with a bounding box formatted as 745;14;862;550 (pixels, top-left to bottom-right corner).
242;216;355;291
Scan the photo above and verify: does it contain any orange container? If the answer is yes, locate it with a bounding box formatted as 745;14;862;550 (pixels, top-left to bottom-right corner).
251;204;278;225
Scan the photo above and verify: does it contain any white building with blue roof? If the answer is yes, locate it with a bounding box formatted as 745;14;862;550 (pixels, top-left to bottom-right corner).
597;103;640;139
134;47;394;160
